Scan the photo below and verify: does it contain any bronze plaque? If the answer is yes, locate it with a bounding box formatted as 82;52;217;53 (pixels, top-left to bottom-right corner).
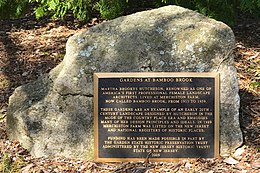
94;72;219;162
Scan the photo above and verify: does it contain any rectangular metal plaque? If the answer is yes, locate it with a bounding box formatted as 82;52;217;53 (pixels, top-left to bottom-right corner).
94;72;219;162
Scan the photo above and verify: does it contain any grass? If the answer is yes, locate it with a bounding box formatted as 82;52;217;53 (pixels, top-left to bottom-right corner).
0;153;27;173
0;153;12;173
248;59;260;89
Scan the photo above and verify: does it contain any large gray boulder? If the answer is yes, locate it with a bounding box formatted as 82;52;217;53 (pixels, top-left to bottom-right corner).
7;5;242;159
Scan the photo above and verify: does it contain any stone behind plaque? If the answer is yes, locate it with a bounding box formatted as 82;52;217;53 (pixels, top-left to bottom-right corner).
7;5;242;159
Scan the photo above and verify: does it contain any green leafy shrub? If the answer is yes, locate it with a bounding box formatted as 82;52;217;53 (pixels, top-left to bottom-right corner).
155;0;260;25
0;0;28;19
28;0;93;21
240;0;260;16
153;0;239;25
94;0;127;20
0;0;259;25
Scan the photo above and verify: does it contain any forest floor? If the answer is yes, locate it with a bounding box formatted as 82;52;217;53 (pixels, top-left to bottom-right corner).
0;12;259;172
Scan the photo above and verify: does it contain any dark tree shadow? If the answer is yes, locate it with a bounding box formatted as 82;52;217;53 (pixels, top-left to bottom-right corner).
233;13;260;48
239;89;260;147
0;25;24;109
0;13;77;109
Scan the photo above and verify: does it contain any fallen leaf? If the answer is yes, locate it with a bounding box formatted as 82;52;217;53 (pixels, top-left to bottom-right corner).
233;147;245;160
21;163;34;173
252;160;260;169
223;157;239;165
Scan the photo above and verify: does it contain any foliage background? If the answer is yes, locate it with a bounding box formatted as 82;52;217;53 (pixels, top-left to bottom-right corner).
0;0;259;26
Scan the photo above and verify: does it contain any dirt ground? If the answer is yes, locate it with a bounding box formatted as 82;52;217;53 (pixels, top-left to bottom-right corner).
0;12;259;172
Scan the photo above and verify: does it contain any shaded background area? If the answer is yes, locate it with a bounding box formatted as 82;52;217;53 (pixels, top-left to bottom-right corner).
0;8;259;173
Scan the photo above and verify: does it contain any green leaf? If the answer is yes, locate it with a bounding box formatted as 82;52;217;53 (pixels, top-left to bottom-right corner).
66;1;71;9
48;0;58;10
250;82;260;89
35;6;45;19
60;5;68;17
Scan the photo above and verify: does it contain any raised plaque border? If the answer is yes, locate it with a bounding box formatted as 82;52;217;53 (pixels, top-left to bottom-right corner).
94;72;220;162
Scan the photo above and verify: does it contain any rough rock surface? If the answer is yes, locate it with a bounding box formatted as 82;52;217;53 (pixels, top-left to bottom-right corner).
7;5;242;159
